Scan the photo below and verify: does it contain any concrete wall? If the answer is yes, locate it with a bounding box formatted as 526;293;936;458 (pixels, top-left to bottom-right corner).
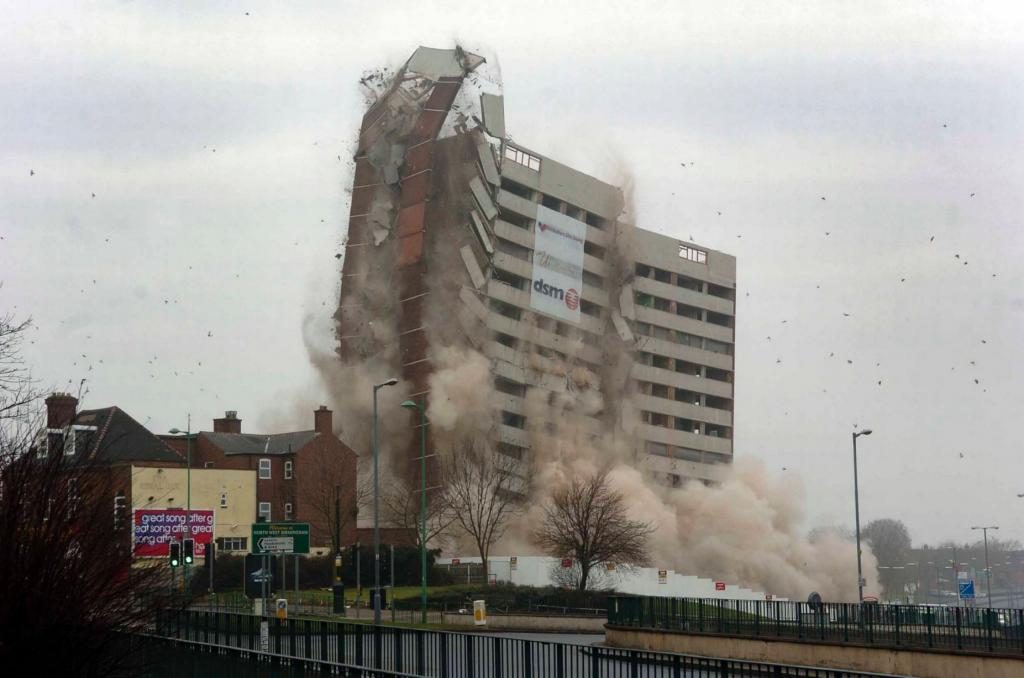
605;627;1024;678
443;613;606;633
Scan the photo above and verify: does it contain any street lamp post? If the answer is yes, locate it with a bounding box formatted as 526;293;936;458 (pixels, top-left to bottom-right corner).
169;414;192;588
401;398;429;625
852;428;872;603
971;525;999;608
372;378;398;626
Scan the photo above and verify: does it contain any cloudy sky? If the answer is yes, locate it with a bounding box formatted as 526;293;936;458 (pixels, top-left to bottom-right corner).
2;1;1023;547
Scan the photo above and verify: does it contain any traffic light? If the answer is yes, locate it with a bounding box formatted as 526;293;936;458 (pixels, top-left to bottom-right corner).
183;538;195;565
113;493;127;531
169;541;181;568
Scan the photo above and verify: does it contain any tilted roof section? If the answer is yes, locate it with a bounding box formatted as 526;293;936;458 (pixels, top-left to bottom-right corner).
201;430;320;456
74;406;184;464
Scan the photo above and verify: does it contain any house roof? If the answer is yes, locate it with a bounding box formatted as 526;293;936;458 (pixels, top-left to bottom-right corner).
200;430;320;456
73;407;185;465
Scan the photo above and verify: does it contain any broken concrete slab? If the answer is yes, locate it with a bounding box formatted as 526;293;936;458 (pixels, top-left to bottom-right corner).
481;93;505;139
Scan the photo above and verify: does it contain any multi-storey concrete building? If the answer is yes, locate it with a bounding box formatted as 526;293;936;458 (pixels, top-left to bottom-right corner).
490;146;736;487
336;46;735;491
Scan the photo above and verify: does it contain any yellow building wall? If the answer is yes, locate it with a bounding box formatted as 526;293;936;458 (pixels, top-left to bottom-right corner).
131;466;256;549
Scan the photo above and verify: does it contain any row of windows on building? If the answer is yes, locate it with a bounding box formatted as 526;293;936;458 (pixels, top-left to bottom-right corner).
258;500;294;522
641;410;731;439
645;440;732;465
638;381;733;412
257;458;293;480
499;177;610;231
637;351;733;382
635;264;735;302
634;291;734;329
634;321;733;356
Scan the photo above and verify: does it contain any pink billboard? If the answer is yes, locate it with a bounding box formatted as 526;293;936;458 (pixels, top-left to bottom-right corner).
133;508;215;557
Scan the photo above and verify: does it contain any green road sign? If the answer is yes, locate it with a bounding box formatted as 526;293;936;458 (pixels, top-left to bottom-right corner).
251;523;310;554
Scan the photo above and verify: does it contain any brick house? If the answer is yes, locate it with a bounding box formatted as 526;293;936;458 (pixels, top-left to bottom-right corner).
163;407;359;553
38;393;187;551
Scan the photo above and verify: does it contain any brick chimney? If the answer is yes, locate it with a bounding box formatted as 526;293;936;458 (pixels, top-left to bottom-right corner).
45;393;78;429
314;406;333;435
213;410;242;433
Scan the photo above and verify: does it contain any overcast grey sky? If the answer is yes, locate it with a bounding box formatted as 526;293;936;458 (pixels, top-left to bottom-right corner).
2;1;1022;547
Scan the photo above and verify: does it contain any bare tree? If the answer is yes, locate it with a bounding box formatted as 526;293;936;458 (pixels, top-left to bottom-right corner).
380;471;455;550
302;451;367;555
0;413;171;675
442;440;521;578
534;468;654;591
0;304;40;424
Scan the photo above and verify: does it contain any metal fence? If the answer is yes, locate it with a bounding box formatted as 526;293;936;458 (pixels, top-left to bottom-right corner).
608;596;1024;655
152;608;895;677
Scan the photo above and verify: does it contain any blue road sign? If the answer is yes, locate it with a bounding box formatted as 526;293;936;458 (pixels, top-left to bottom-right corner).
958;580;975;599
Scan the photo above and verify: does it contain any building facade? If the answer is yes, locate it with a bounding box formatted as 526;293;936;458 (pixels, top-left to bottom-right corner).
130;466;256;555
164;407;359;553
336;47;735;491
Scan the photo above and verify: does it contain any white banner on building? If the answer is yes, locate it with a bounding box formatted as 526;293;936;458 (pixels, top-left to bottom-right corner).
530;204;586;324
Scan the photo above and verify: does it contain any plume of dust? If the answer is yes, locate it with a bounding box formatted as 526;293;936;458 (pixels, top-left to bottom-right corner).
426;346;495;440
300;312;411;480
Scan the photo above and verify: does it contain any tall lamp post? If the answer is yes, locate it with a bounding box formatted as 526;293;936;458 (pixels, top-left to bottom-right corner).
971;525;999;608
169;414;192;587
401;399;429;624
372;378;398;626
852;428;872;602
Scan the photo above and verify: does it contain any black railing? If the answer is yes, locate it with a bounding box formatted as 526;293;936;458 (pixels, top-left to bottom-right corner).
151;608;894;677
608;596;1024;655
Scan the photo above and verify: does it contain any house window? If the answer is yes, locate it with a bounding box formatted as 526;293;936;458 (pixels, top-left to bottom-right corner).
258;458;271;480
284;460;293;480
258;502;271;522
678;245;708;264
219;492;228;508
216;537;247;552
284;502;293;520
204;461;214;469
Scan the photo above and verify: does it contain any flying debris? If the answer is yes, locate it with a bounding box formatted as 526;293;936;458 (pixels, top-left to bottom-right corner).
930;236;935;242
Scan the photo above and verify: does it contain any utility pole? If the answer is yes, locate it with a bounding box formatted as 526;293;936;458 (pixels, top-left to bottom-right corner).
851;428;873;602
372;378;398;625
971;525;999;608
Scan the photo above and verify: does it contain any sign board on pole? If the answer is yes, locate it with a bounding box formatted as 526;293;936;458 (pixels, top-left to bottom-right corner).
451;558;461;566
251;523;310;554
715;581;726;591
658;569;667;584
276;598;288;620
510;556;517;571
530;204;586;325
133;509;215;557
959;580;976;600
561;558;574;569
